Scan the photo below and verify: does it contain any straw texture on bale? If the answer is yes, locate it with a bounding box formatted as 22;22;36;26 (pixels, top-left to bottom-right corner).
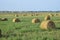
44;15;50;20
40;20;55;30
13;18;20;22
1;18;8;21
32;18;40;23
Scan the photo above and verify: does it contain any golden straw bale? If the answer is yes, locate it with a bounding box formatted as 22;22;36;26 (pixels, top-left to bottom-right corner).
40;20;56;30
15;14;18;17
13;18;20;22
29;14;33;16
23;14;27;16
48;14;54;17
32;18;40;23
31;14;33;16
55;14;58;16
44;15;50;20
35;14;39;16
1;18;8;21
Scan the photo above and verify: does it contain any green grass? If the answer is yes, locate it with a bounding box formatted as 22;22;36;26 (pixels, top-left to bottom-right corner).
0;13;60;40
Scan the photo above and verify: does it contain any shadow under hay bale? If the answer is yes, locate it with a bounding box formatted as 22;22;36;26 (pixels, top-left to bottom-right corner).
13;18;20;22
40;20;56;30
44;15;50;20
32;18;40;23
1;18;8;21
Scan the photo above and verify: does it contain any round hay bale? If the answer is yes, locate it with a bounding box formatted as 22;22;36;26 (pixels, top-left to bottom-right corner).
32;18;40;23
29;14;33;16
15;14;18;17
35;14;39;16
48;14;54;17
44;15;50;20
23;14;27;16
13;18;20;22
31;14;33;16
40;20;56;30
1;18;8;21
55;14;58;16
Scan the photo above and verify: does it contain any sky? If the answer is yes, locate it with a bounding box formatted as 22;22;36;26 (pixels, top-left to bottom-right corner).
0;0;60;11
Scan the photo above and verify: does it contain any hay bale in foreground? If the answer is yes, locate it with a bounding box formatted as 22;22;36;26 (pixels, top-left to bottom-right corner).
1;18;8;21
44;15;50;20
13;18;20;22
40;20;55;30
32;18;40;23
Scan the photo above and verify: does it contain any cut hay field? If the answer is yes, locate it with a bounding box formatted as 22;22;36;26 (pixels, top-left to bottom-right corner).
0;12;60;40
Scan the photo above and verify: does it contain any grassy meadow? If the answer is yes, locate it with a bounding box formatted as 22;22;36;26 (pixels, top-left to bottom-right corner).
0;11;60;40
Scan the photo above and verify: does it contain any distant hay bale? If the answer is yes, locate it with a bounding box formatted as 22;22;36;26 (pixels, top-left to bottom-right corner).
48;14;54;17
44;15;50;20
31;14;33;16
1;18;8;21
13;18;20;22
32;18;40;23
40;20;56;30
15;14;18;17
28;14;34;16
23;14;27;16
35;14;39;16
55;14;58;16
